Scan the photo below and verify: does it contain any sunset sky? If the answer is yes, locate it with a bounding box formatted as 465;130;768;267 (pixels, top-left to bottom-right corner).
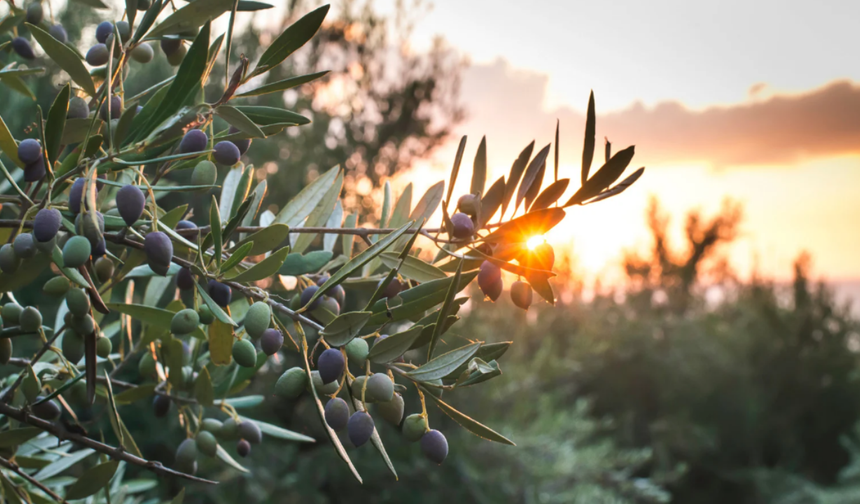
383;0;860;294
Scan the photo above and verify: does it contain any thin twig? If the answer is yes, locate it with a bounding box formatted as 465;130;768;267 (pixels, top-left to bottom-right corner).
0;402;217;485
0;455;68;503
1;327;64;403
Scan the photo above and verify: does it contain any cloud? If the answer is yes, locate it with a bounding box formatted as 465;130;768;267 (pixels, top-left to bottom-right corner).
458;58;860;170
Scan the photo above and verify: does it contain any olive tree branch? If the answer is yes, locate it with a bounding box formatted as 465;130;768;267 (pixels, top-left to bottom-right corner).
0;402;218;485
0;455;68;503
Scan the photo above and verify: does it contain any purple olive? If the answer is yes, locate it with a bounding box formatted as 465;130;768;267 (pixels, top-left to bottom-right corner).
116;184;145;226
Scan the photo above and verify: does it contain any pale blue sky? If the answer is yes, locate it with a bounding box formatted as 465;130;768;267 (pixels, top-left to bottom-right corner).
408;0;860;111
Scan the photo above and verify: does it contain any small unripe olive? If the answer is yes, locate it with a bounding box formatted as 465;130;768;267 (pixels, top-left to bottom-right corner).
138;351;157;378
420;429;448;464
94;257;114;283
96;336;112;358
237;420;262;444
19;306;42;332
174;438;197;467
457;193;481;217
324;398;350;431
62;236;91;268
243;302;270;339
351;375;368;399
191;160;217;187
67;96;89;119
71;314;94;335
347;411;374;447
450;212;474;239
377;393;404;426
43;276;71;297
232;339;257;368
197;430;218;457
171;309;199;335
201;418;223;435
198;305;215;325
344;338;369;368
2;303;23;325
130;42;154;63
220;417;238;440
365;373;394;403
66;288;90;317
402;414;427;442
274;367;306;398
12;233;36;259
309;370;339;396
317;348;344;384
62;330;85;364
0;339;12;365
0;244;20;274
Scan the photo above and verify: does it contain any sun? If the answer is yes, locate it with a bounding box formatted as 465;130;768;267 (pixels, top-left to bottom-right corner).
527;235;545;250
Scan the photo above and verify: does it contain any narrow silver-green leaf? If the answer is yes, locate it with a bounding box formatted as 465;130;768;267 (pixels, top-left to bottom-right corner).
65;460;120;499
225;246;289;283
320;312;372;347
26;23;96;96
422;388;515;445
409;342;481;382
378;253;446;283
368;325;423;363
215;104;266;138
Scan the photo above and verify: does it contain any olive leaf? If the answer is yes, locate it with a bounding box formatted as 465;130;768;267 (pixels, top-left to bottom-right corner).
226;246;290;283
582;90;596;185
445;135;467;208
368;325;423;363
234;223;290;255
279;250;333;276
471;135;487;197
26;23;96;96
44;84;69;166
236;71;329;98
502;141;535;218
320;311;372;347
274;165;340;227
428;261;463;359
530;178;570;211
237;416;315;443
251;4;330;77
149;0;232;37
0;427;42;448
421;387;515;446
378;252;446;283
65;460;120;500
408;342;481;382
367;270;478;325
105;303;206;339
208;319;234;366
196;283;237;326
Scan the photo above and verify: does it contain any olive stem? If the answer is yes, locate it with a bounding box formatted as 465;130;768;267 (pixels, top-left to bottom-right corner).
0;454;68;503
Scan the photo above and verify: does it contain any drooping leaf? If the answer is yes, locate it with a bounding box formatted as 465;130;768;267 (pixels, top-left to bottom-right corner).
582;90;596;185
194;367;214;407
320;312;372;347
65;461;120;500
378;253;446;283
584;166;645;204
149;0;232;37
44;84;69;165
409;341;481;382
102;370;124;447
236;70;329;98
428;261;462;359
237;416;315;443
367;270;478;325
368;325;423;363
274;166;340;226
216;444;249;473
0;115;23;167
208;318;234;365
234;224;290;255
304;221;415;310
278;250;332;276
251;5;330;77
0;427;42;448
226;246;289;282
422;387;515;445
215;105;266;138
26;23;96;96
502;141;534;218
